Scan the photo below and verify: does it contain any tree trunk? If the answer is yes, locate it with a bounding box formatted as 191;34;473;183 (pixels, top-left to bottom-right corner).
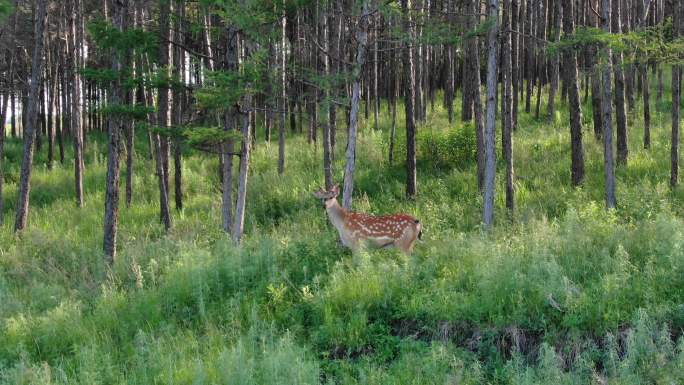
172;0;184;211
642;67;651;148
401;0;417;199
483;0;500;228
14;0;48;232
534;0;547;120
563;0;585;186
547;0;561;121
502;0;514;212
232;89;252;243
221;111;234;233
278;5;286;175
524;0;534;114
71;0;84;207
103;0;128;264
467;0;485;191
46;48;56;169
602;0;616;208
512;0;520;129
613;0;628;166
0;90;10;225
322;5;333;189
373;27;379;131
342;0;370;209
671;1;681;187
156;0;172;230
389;44;399;165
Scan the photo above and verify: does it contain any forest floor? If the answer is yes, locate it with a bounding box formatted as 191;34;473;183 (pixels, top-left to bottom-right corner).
1;87;684;384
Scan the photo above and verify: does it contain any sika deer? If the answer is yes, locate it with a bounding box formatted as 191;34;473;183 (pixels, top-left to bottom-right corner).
313;185;422;255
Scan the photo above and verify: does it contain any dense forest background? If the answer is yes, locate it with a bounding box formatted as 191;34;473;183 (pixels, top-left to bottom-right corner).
0;0;684;383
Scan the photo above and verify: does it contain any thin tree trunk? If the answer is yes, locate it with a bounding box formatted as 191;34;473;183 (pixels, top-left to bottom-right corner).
221;111;234;233
613;0;628;166
103;0;128;264
14;0;48;232
547;0;561;121
156;0;172;230
172;0;184;211
483;0;500;228
512;0;520;129
46;48;55;169
563;0;585;186
322;5;333;189
373;26;379;131
467;0;485;191
671;1;681;187
642;67;651;149
342;0;370;209
71;0;84;208
278;4;286;175
0;89;11;225
524;0;534;114
503;0;514;212
534;0;547;120
232;88;252;243
389;46;399;165
602;0;616;208
401;0;417;199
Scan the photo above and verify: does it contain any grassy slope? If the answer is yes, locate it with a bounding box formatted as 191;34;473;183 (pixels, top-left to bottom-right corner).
1;83;684;384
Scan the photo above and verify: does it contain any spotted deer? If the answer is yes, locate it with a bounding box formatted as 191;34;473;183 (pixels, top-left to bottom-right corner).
313;185;422;255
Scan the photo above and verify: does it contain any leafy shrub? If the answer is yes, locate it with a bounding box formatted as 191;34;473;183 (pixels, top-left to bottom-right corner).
394;123;477;170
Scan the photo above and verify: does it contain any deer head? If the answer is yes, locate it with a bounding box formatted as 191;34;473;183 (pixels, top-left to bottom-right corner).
312;184;340;209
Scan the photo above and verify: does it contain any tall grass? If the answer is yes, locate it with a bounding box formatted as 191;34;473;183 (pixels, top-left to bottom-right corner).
1;83;684;383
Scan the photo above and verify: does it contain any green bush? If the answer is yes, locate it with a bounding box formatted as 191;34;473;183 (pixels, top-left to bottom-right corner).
394;123;477;170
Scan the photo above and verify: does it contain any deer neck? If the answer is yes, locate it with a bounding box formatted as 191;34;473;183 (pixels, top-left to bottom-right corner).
326;199;349;232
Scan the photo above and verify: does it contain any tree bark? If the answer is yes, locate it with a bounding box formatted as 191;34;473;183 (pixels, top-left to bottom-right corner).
547;0;561;121
232;87;252;243
672;0;681;187
613;0;628;166
502;0;514;212
172;0;184;211
322;4;333;189
483;0;500;228
401;0;417;199
14;0;48;232
467;0;485;191
156;0;172;230
103;0;129;264
602;0;616;208
0;91;10;225
342;0;370;209
71;0;84;207
512;0;520;129
563;0;585;186
278;3;286;175
232;81;252;243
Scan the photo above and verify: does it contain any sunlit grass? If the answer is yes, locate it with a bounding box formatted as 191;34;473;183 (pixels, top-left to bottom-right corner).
1;78;684;383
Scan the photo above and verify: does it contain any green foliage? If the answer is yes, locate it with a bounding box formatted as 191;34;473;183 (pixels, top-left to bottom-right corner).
0;0;13;20
88;19;158;56
80;67;119;85
2;85;684;384
394;123;477;170
97;104;154;121
183;127;242;147
549;23;684;66
196;50;266;112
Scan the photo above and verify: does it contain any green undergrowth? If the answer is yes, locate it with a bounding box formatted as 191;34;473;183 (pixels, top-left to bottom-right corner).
1;80;684;384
